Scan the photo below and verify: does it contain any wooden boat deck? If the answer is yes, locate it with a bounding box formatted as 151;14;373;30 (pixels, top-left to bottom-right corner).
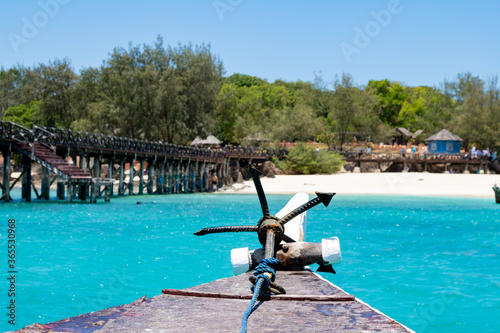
14;270;414;332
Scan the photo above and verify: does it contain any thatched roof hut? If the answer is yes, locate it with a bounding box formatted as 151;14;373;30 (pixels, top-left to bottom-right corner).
190;135;221;146
424;129;462;142
425;129;462;154
391;127;424;145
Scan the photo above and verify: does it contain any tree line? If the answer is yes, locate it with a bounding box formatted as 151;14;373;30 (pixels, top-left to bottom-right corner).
1;36;223;145
1;36;499;151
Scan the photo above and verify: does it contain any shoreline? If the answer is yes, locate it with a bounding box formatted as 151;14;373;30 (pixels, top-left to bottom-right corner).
7;172;499;199
221;172;500;198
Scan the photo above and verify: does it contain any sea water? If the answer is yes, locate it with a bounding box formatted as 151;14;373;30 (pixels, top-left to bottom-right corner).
1;191;499;332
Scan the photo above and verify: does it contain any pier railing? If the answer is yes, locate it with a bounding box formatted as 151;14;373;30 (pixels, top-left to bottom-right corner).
1;121;279;161
340;150;491;162
33;125;58;150
0;121;35;157
0;121;34;146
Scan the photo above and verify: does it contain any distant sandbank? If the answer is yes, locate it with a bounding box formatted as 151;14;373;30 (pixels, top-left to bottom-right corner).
222;172;500;197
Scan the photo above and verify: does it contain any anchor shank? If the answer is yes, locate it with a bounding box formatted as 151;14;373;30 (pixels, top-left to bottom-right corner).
264;229;276;259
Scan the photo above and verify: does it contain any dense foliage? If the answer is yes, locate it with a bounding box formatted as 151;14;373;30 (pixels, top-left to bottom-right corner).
273;144;345;174
1;37;223;145
1;36;499;152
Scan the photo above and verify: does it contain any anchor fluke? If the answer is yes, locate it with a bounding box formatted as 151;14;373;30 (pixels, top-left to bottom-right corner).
316;262;336;274
316;192;335;207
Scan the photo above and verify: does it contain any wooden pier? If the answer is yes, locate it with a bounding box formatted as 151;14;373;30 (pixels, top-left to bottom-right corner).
12;270;414;332
0;121;273;203
344;154;497;173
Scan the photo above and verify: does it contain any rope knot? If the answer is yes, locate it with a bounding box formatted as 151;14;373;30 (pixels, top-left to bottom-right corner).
251;258;280;295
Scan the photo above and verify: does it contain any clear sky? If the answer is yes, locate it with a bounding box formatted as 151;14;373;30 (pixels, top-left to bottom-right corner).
1;0;499;87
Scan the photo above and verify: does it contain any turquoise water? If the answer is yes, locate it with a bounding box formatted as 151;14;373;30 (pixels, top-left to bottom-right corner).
1;191;499;332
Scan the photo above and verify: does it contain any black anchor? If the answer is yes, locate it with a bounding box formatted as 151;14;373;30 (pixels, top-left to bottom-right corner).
194;164;337;283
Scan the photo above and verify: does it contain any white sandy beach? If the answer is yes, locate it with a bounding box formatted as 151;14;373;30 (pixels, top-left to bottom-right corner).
223;172;500;197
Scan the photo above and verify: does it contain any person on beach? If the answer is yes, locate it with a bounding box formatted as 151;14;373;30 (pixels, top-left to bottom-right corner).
358;147;364;158
211;172;218;192
366;146;372;156
483;149;490;161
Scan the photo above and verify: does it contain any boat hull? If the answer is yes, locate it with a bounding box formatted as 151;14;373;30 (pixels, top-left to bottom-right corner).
13;270;414;333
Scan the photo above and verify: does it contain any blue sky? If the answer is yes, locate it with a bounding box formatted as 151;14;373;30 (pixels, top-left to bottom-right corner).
1;0;499;87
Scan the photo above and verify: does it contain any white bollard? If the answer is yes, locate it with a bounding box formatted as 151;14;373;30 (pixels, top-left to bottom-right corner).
321;236;342;265
230;247;250;275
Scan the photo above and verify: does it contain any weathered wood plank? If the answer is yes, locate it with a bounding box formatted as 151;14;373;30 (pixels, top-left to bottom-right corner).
161;288;355;302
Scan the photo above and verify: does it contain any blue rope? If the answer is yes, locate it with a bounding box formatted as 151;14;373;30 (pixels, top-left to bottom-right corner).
240;258;280;333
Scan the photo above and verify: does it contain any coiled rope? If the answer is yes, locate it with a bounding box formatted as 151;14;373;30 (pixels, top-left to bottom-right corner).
240;258;280;333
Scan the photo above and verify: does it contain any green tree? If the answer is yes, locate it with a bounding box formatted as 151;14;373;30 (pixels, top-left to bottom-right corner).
71;100;120;134
76;37;224;144
274;144;345;174
446;73;485;149
34;59;78;127
399;86;453;135
98;43;152;138
446;73;500;150
329;74;379;150
0;68;19;118
215;83;239;143
273;79;317;109
481;78;500;149
2;100;42;128
0;66;43;118
154;66;187;142
216;81;292;144
225;73;267;87
269;104;320;142
368;79;409;126
168;42;224;143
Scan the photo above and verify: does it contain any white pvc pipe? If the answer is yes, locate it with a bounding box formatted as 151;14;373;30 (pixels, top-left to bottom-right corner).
230;247;250;275
321;236;342;265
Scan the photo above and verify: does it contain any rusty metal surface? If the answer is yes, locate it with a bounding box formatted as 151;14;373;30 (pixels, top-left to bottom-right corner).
14;270;414;333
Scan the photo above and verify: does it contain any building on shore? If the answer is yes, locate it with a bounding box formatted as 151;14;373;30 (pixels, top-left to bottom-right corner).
391;127;424;146
425;129;462;154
